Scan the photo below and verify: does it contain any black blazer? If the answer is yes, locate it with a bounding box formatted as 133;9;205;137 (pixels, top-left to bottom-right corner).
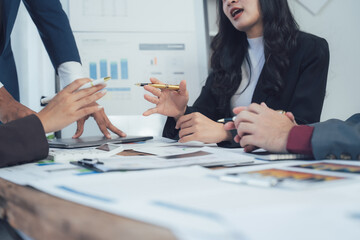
163;32;330;147
0;115;49;167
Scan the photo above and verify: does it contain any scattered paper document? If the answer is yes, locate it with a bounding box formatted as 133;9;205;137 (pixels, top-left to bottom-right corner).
219;168;348;189
0;160;98;185
75;147;254;171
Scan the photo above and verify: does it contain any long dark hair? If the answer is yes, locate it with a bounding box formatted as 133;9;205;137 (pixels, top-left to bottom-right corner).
211;0;299;109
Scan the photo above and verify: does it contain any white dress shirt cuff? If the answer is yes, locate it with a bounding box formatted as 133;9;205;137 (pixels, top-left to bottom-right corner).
58;61;86;88
0;82;3;88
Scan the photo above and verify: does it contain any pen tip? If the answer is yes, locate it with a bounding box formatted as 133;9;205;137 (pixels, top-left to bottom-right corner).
104;77;111;81
134;83;140;86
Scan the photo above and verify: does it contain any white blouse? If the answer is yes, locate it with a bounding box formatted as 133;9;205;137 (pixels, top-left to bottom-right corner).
230;36;265;111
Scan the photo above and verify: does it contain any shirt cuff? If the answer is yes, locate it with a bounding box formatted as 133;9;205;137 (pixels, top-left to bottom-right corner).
0;82;3;88
286;125;314;156
58;61;86;88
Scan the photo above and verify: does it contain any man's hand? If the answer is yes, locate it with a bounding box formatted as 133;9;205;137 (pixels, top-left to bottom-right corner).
73;102;126;139
0;87;35;123
225;103;296;153
37;78;107;133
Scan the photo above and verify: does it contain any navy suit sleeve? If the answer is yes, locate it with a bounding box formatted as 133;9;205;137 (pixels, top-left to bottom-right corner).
311;114;360;160
22;0;81;69
0;115;49;168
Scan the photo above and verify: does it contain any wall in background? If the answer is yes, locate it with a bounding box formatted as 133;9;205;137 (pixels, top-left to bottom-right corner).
289;0;360;121
207;0;360;121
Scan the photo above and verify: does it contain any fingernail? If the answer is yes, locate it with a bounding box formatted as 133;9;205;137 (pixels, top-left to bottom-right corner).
101;89;107;94
98;105;104;109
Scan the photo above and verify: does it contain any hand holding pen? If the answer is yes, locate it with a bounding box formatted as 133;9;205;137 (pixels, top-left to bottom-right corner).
135;83;180;91
40;77;111;106
223;103;297;153
141;77;189;120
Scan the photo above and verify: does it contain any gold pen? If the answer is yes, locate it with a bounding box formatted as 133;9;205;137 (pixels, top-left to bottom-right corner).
135;83;180;91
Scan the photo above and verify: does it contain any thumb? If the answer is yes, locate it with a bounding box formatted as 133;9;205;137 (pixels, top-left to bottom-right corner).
260;102;268;108
233;106;247;115
224;122;235;130
179;80;187;95
150;77;163;84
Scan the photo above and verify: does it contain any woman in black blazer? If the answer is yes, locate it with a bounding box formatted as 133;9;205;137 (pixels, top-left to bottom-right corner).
143;0;329;147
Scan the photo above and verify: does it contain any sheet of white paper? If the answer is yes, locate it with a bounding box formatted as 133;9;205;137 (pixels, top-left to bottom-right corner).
31;166;243;239
95;147;254;171
0;161;98;185
148;175;360;240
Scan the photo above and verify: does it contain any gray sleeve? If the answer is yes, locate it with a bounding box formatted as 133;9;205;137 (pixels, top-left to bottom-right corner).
311;114;360;160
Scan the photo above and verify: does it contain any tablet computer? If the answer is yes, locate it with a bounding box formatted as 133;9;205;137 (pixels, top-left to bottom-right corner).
48;135;153;149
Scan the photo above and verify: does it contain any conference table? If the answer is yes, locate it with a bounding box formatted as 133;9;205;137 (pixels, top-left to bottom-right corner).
0;178;176;240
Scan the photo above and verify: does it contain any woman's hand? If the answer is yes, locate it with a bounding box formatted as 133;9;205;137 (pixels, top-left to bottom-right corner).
176;112;232;143
143;78;189;120
37;78;107;133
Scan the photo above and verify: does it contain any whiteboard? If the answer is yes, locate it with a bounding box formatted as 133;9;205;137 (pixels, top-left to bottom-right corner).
61;0;209;137
69;0;196;32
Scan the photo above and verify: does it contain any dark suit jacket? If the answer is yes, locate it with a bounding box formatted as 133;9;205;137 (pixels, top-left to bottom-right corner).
0;114;49;167
163;32;330;147
0;0;81;100
312;114;360;160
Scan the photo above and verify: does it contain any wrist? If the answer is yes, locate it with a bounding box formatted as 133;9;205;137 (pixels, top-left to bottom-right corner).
216;124;233;143
36;112;49;133
174;106;187;121
58;61;85;88
224;130;233;142
286;125;314;155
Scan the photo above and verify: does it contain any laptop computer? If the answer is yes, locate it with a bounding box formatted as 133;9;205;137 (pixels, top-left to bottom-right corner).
48;135;153;149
